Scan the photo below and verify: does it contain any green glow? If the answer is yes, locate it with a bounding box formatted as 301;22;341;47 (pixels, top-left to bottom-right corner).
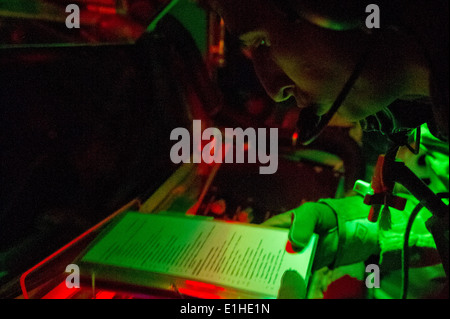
170;0;208;56
305;13;357;31
147;0;180;32
0;0;65;22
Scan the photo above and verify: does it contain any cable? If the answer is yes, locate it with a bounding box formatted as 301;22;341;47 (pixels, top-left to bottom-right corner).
401;202;423;299
401;192;449;299
388;126;422;156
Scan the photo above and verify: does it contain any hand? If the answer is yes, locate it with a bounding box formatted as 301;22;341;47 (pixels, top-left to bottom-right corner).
262;202;339;271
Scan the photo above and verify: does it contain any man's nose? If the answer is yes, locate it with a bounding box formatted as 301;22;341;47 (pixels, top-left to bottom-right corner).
252;59;296;103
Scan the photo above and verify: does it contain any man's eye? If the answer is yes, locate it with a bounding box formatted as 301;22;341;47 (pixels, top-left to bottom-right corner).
240;38;270;57
246;38;270;49
257;38;269;47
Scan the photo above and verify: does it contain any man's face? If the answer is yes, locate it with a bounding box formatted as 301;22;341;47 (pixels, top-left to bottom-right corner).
209;0;408;122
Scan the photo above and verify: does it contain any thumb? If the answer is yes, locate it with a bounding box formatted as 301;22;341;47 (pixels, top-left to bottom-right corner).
288;203;319;251
277;270;307;299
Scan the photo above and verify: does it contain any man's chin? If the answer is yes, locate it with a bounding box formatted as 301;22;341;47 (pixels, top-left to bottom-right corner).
329;113;357;127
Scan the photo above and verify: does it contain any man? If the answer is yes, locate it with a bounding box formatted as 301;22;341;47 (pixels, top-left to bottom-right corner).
201;0;449;298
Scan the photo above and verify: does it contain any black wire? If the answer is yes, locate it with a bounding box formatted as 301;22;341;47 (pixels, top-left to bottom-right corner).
297;44;372;145
387;126;422;156
404;126;421;155
401;202;423;299
402;192;449;299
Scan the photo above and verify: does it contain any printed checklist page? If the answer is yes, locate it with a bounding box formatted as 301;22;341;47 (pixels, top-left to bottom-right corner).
81;212;318;297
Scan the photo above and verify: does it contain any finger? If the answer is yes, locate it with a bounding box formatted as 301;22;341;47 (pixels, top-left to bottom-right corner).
277;270;307;299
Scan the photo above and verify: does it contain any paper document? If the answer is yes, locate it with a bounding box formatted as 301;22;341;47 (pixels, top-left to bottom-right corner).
80;212;317;298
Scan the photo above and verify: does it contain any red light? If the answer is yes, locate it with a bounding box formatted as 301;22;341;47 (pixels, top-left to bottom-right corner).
41;281;78;299
292;132;299;146
178;288;222;299
20;200;139;299
179;280;225;298
285;240;298;254
95;291;117;299
86;5;117;15
185;280;225;291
